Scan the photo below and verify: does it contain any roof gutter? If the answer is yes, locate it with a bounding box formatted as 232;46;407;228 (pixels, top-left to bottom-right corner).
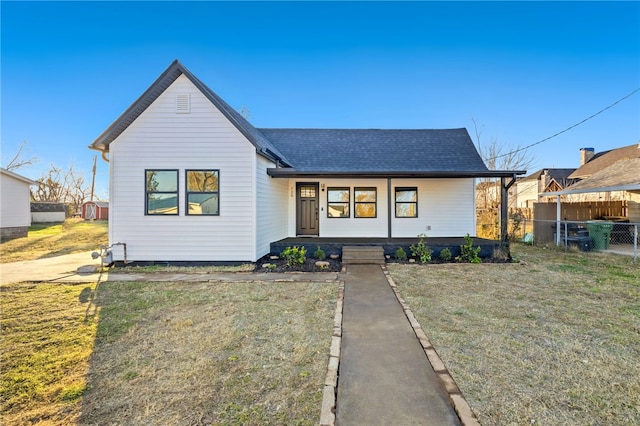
544;183;640;196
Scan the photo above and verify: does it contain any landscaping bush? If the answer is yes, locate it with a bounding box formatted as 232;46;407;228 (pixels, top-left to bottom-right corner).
410;234;432;264
439;247;452;262
394;247;408;261
314;245;326;260
457;234;481;263
280;246;307;267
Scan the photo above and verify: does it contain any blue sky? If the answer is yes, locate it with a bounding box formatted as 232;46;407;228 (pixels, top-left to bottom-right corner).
2;1;639;200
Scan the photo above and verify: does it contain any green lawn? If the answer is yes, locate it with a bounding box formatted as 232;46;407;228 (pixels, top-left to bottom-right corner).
0;219;108;263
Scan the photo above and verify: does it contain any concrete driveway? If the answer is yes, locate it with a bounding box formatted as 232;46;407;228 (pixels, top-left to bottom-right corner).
0;251;102;285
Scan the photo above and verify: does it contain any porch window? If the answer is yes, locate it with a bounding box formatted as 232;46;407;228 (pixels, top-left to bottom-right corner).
186;170;220;215
354;187;377;218
395;187;418;218
327;187;350;218
146;169;178;215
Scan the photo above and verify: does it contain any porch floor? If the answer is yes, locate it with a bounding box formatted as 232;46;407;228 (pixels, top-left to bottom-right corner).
270;236;507;260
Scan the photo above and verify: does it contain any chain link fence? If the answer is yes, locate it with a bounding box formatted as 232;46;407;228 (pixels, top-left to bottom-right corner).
479;216;639;262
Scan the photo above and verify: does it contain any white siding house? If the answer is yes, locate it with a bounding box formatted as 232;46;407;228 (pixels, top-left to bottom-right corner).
0;168;37;240
90;60;522;263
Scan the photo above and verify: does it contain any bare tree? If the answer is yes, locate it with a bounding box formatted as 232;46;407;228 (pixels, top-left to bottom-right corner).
471;118;534;172
31;163;90;214
2;141;39;171
471;118;534;239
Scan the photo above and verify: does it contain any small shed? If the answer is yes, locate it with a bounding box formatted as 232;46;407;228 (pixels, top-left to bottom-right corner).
0;168;38;240
31;202;67;223
82;200;109;220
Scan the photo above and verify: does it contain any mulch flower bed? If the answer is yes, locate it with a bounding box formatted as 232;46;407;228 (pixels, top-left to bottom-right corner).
256;255;342;273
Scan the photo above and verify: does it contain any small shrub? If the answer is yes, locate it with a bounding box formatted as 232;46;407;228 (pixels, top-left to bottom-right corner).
280;246;307;267
314;245;326;260
410;233;432;264
457;234;481;263
395;247;408;261
439;247;452;262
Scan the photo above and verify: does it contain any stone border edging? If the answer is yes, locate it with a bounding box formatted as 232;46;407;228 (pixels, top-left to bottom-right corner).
319;279;345;426
382;266;481;426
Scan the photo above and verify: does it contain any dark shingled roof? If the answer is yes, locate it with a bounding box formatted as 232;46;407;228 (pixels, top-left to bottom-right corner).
89;60;523;178
259;128;489;173
521;168;576;183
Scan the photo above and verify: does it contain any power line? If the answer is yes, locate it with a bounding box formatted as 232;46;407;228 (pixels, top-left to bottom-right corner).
489;87;640;162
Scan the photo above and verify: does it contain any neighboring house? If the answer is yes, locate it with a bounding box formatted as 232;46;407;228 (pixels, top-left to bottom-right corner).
82;200;109;220
564;144;640;202
554;158;640;203
89;60;522;263
0;168;37;240
476;179;519;210
514;168;577;208
31;202;67;223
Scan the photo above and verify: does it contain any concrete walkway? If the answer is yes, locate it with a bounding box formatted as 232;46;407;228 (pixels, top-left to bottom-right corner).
337;264;460;425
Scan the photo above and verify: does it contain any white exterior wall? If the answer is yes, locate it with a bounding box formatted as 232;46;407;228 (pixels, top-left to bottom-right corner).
286;178;476;238
256;156;288;259
391;178;476;237
0;173;32;228
31;212;66;223
109;75;258;262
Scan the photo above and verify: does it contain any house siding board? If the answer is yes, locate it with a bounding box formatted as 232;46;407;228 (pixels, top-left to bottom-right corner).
0;172;32;229
390;179;475;237
256;156;288;259
109;75;256;262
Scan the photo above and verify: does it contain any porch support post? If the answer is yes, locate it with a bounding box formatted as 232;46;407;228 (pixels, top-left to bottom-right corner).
387;178;392;238
556;195;561;246
500;175;518;242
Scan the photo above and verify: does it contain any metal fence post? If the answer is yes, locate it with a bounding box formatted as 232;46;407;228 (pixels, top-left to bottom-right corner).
634;224;638;263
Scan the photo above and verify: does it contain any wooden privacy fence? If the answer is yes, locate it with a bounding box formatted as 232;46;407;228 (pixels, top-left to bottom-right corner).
533;201;628;243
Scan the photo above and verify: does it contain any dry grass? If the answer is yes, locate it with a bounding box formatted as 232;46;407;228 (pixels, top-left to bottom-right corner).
1;279;337;426
1;282;99;425
0;219;108;263
388;244;640;425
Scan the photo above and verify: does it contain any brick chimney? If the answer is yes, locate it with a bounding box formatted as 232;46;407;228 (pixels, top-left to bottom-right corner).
540;169;551;191
580;147;595;166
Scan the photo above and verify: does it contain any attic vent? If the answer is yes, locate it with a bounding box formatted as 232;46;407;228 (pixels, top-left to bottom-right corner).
176;93;191;114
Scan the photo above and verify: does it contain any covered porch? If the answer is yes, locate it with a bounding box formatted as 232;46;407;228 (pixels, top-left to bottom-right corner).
270;236;508;260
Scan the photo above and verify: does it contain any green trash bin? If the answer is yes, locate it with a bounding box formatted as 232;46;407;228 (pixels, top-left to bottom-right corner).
586;221;614;250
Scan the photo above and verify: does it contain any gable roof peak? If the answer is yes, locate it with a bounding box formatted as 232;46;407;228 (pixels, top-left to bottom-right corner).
88;60;290;166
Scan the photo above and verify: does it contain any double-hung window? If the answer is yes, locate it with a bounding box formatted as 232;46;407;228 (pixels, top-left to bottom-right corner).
146;170;179;215
395;187;418;218
354;187;377;218
186;170;219;215
327;187;350;218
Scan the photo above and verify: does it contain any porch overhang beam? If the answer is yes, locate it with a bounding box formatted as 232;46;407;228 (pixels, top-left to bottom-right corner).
267;169;526;179
500;173;522;243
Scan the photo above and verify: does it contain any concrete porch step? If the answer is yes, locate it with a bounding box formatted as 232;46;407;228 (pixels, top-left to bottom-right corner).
342;246;385;264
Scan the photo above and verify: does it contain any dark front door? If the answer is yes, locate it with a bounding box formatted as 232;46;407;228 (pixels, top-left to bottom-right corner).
296;183;319;236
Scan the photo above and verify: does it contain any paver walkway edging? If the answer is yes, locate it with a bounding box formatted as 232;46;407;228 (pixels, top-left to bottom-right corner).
382;266;481;426
319;279;345;426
